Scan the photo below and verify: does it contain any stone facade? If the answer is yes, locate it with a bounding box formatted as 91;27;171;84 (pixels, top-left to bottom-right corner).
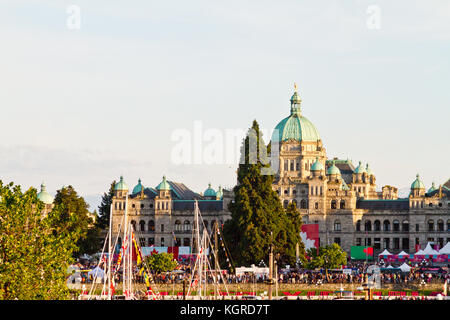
111;177;232;248
272;86;450;256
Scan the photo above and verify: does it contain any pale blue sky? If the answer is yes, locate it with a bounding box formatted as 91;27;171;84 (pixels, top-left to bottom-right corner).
0;0;449;210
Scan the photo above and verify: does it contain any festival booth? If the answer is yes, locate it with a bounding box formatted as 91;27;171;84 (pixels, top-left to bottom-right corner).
413;249;425;262
422;243;440;262
438;242;450;262
88;266;105;283
399;263;411;273
378;249;393;262
397;251;409;262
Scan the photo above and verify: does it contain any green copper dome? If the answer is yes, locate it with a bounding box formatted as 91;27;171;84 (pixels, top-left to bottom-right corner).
311;157;324;171
156;176;171;191
204;183;216;197
327;160;341;175
114;176;129;191
132;178;144;194
354;161;366;174
427;182;436;193
271;85;320;143
37;183;54;204
216;186;223;199
411;174;425;189
366;163;373;176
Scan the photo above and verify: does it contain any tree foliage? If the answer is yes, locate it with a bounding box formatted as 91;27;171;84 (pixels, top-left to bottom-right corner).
305;243;347;270
222;120;304;267
145;252;178;273
0;181;75;299
96;181;116;230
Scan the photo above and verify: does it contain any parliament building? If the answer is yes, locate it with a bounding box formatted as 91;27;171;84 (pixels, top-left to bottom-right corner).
109;85;450;257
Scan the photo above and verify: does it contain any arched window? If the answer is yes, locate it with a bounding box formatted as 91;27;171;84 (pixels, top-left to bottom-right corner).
402;220;409;232
383;220;390;232
428;220;434;231
365;220;372;232
374;220;381;232
139;220;145;232
356;220;361;232
314;202;319;210
184;220;191;232
131;220;136;231
331;200;337;209
174;220;182;232
283;200;289;209
437;220;444;231
334;220;341;231
300;199;307;209
292;199;297;207
393;220;400;232
340;200;345;209
148;220;155;231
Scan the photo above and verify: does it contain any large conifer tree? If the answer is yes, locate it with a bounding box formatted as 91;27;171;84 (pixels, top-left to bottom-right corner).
223;120;304;267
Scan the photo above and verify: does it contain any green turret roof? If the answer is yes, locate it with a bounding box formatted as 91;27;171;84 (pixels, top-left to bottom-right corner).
354;161;366;174
411;174;425;189
366;163;373;175
204;183;216;197
114;176;129;191
311;157;324;171
37;183;54;204
132;178;144;194
427;182;436;193
327;160;341;175
156;176;171;191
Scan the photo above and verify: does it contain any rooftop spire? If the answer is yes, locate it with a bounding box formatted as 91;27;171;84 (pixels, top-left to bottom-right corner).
290;82;302;116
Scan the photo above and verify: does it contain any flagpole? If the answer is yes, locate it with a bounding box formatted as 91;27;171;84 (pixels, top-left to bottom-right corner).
108;197;113;299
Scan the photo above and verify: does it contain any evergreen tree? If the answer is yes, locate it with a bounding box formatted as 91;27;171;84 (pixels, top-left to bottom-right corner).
223;120;304;267
96;181;116;230
285;201;306;265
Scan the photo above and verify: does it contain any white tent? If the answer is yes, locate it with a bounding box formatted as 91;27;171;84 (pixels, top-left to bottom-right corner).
378;249;392;256
414;249;425;255
88;266;105;280
386;265;394;269
439;242;450;255
397;251;409;257
422;242;439;256
399;263;411;272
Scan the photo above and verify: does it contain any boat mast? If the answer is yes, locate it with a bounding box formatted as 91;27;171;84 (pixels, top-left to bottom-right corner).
108;200;113;299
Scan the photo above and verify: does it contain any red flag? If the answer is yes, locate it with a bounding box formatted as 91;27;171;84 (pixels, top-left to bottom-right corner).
363;247;374;256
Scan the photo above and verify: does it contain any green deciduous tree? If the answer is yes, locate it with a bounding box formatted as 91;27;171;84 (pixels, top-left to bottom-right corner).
0;181;75;299
305;243;347;270
145;252;178;273
223;120;304;267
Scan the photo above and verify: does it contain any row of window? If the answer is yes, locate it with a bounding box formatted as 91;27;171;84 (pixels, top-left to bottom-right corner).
355;219;450;232
130;219;223;233
411;201;450;208
135;237;191;247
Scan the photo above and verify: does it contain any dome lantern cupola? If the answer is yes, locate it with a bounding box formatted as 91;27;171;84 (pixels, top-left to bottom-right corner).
156;175;171;191
271;83;321;143
411;174;425;190
327;160;341;176
37;182;54;205
354;161;366;174
204;183;216;198
427;182;437;194
114;176;129;191
216;186;223;200
132;178;144;195
311;157;324;172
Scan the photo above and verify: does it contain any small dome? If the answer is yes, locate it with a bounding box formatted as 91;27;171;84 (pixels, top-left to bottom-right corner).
132;178;144;194
411;174;425;189
216;186;223;200
156;176;171;191
366;163;373;176
427;182;436;193
204;183;216;197
354;161;366;174
37;183;54;204
327;160;341;175
311;157;324;171
114;176;129;191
